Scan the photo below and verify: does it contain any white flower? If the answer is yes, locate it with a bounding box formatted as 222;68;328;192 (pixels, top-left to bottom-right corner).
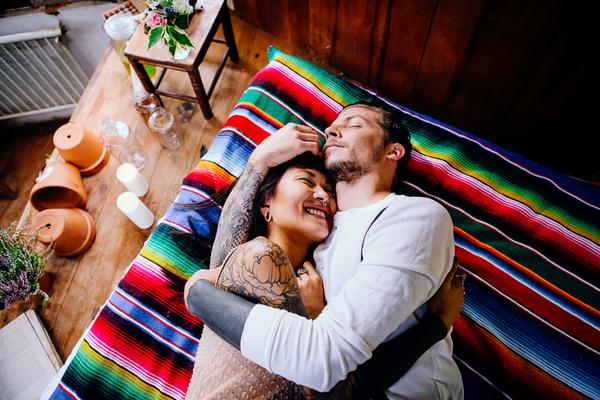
171;0;193;14
147;0;160;8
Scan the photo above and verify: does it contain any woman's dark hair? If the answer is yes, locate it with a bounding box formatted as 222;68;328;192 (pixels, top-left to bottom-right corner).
249;152;330;239
171;152;330;262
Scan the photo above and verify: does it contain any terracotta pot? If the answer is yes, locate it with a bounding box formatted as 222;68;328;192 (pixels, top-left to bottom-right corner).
32;208;96;257
30;162;87;211
54;122;110;176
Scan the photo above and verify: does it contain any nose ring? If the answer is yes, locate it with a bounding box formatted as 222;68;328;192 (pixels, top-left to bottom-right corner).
319;198;328;206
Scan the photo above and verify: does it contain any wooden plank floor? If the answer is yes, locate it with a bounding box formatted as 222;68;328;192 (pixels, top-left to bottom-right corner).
0;16;307;360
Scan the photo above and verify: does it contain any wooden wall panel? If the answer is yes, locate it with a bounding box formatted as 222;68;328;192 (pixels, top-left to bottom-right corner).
307;0;337;64
411;0;487;116
330;0;379;83
231;0;598;179
255;0;291;42
379;0;437;103
444;0;564;135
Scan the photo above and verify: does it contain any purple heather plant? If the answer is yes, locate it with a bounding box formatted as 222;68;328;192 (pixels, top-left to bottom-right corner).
0;223;52;310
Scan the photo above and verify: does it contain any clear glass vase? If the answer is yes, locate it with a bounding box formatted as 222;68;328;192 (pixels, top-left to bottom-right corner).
148;107;182;150
101;118;148;170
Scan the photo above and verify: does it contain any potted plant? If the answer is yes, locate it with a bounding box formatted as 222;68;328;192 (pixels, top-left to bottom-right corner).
144;0;196;59
0;223;52;310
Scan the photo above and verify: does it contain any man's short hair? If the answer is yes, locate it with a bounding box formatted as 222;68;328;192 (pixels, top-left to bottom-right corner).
342;101;412;190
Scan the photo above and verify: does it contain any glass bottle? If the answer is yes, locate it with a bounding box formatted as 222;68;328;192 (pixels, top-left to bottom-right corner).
101;118;148;170
148;108;182;150
133;91;160;120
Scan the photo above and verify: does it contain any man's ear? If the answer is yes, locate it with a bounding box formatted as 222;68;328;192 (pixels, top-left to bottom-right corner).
386;143;405;161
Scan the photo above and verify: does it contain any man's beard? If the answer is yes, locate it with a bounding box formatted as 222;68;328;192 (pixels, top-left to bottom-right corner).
326;159;371;182
325;144;385;183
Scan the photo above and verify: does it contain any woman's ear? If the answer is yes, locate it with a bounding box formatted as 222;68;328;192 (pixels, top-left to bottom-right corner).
386;143;405;161
259;204;270;216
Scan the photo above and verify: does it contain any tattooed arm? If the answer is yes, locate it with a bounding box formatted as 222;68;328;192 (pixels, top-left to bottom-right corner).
209;123;321;269
216;237;309;315
209;164;265;269
187;237;308;348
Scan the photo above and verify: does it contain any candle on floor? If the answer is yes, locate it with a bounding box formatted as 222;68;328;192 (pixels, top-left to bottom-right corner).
116;192;154;229
116;163;148;197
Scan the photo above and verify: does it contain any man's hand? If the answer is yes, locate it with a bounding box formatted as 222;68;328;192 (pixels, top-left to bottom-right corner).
427;257;465;331
296;261;325;319
248;123;322;174
184;267;222;311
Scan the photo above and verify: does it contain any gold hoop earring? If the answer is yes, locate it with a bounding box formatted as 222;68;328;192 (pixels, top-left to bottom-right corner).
264;211;272;223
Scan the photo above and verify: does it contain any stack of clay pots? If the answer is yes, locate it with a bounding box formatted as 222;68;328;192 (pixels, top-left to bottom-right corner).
30;122;109;257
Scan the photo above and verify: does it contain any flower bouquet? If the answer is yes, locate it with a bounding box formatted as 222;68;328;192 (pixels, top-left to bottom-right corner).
0;223;52;310
144;0;195;58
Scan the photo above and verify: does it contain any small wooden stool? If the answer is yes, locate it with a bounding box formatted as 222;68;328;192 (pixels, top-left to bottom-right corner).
124;0;238;119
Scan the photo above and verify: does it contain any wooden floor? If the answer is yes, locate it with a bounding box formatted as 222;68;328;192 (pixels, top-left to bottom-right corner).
0;16;306;359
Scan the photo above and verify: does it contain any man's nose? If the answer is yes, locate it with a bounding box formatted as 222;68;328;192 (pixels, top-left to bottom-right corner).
325;126;340;138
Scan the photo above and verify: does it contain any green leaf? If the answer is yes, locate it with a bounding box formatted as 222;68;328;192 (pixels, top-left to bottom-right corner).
165;31;176;47
167;26;193;47
173;13;190;30
147;25;165;50
148;25;165;49
168;44;176;57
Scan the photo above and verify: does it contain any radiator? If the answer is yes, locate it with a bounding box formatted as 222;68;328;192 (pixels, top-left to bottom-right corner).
0;16;89;120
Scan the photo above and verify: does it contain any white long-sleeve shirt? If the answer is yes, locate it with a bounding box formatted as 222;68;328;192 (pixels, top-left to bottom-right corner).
241;194;464;399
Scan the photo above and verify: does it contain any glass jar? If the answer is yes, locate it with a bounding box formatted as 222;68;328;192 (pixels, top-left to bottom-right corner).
148;108;182;150
103;15;137;71
101;118;148;170
133;91;160;120
104;15;156;77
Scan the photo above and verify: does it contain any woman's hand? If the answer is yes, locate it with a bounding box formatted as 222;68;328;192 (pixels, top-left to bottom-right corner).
296;261;325;319
184;267;222;311
427;257;465;331
248;123;322;174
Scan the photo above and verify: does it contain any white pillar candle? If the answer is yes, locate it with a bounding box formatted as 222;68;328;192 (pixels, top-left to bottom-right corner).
116;163;148;197
116;192;154;229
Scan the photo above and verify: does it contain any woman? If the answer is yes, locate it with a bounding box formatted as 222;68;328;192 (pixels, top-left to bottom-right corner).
183;152;463;399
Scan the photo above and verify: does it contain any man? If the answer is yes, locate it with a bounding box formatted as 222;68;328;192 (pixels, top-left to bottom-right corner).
186;102;464;398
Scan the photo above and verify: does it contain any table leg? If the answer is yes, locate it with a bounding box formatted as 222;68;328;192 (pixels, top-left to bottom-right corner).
189;69;213;119
129;59;159;100
221;6;239;62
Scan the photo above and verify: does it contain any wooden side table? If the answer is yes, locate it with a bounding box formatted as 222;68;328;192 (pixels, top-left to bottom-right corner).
124;0;238;119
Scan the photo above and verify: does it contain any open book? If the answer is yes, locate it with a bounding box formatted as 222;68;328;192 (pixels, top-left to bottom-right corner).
0;310;62;400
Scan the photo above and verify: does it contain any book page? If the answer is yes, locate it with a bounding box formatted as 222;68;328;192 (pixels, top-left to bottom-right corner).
0;311;60;400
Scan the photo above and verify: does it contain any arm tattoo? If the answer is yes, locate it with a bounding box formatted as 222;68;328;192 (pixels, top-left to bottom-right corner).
217;239;309;317
209;164;265;269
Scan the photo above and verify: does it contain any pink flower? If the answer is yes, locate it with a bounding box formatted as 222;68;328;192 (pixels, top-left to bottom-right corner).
146;12;167;29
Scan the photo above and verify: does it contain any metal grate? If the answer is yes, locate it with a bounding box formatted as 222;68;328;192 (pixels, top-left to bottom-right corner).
0;33;89;120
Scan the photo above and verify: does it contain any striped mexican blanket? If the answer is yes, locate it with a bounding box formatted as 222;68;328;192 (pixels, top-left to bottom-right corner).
46;47;599;399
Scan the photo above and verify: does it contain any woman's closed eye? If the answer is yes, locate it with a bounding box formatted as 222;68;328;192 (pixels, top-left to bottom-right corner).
300;177;315;186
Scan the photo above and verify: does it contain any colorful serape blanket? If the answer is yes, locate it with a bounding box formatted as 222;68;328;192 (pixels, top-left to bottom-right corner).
46;47;599;400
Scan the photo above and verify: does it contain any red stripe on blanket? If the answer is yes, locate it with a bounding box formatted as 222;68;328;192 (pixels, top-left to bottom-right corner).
236;102;285;130
456;247;599;350
89;313;193;393
454;316;587;400
185;161;235;192
255;67;339;122
456;227;599;321
410;154;600;274
122;260;203;328
224;114;271;144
